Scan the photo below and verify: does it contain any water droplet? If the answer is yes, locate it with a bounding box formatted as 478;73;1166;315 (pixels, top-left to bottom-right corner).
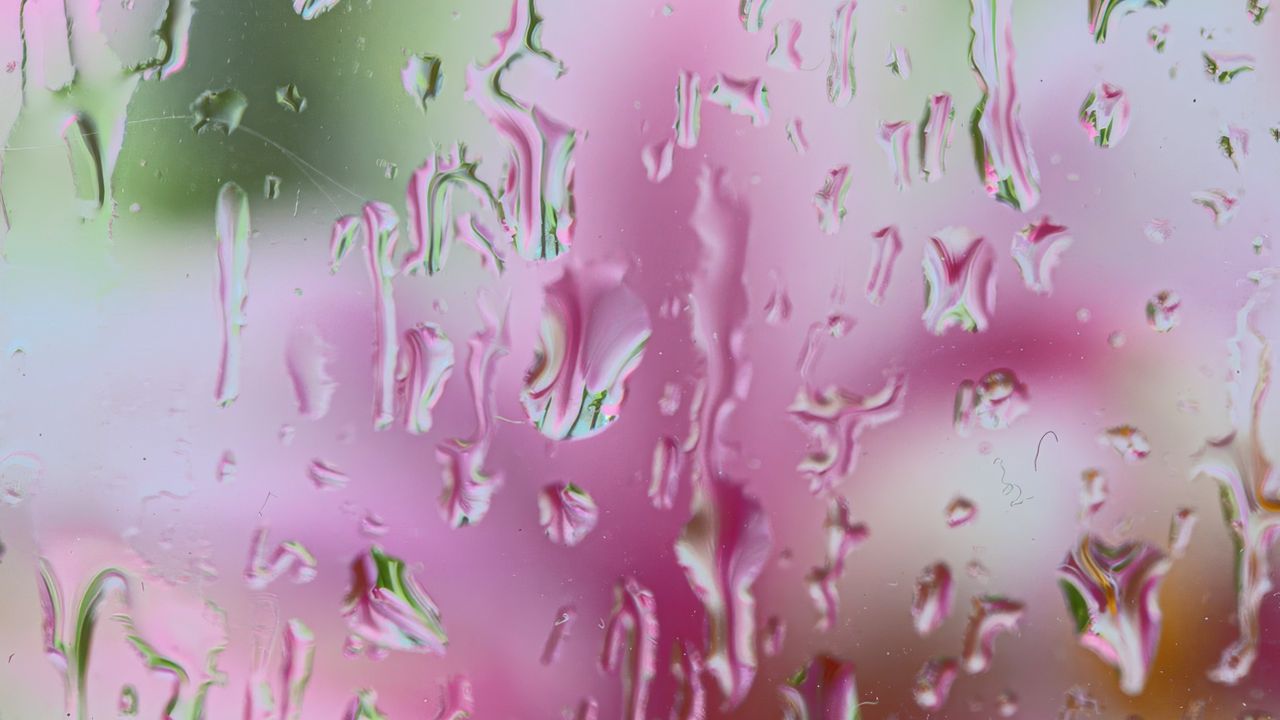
1060;537;1171;695
1204;51;1255;83
767;20;806;71
190;88;248;135
280;619;315;720
1060;685;1102;718
1146;290;1181;332
923;226;997;334
1249;0;1270;23
0;451;43;506
786;117;808;153
402;146;501;276
1162;508;1198;561
395;323;455;434
360;511;388;538
673;70;702;148
342;546;448;656
214;182;251;407
961;595;1025;673
118;684;139;715
674;479;771;705
307;459;349;491
670;641;707;719
285;325;337;421
437;298;508;529
215;450;237;484
864;225;903;306
779;654;860;719
641;137;674;183
1145;23;1170;52
954;369;1030;436
764;271;793;325
375;158;398;180
739;0;769;31
1144;218;1173;244
762;616;786;657
791;372;906;494
600;578;658;720
806;497;869;631
573;697;600;720
522;261;652;440
401;54;444;111
1100;425;1150;462
292;0;340;20
658;382;683;416
885;44;911;78
1252;234;1271;255
827;2;857;106
1011;217;1072;295
707;74;771;127
913;657;960;711
1079;468;1107;519
912;561;955;635
1219;124;1250;170
996;690;1019;717
465;3;579;261
1108;331;1127;348
343;689;389;720
1079;83;1131;148
813;165;852;235
275;83;307;112
263;174;282;200
946;497;977;528
61;115;104;217
538;483;599;546
541;605;577;665
244;528;317;590
1077;308;1092;322
970;0;1040;209
432;676;475;720
876;120;914;190
649;436;683;510
920;93;955;182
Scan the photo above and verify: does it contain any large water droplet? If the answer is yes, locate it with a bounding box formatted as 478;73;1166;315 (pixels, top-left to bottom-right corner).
599;578;658;720
912;561;955;635
214;182;251;407
395;323;455;434
1011;217;1072;295
402;54;444;111
191;88;248;135
913;657;960;711
538;482;599;546
674;478;772;707
1079;83;1131;148
969;0;1040;209
522;261;651;440
923;226;997;334
813;165;851;235
1058;535;1171;694
954;369;1030;435
779;654;860;719
961;595;1025;673
826;2;857;106
876;120;913;190
342;546;448;656
920;93;955;182
1203;51;1255;83
707;74;771;127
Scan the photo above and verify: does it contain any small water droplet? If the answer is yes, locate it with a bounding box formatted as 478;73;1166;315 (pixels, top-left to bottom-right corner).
276;83;307;112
